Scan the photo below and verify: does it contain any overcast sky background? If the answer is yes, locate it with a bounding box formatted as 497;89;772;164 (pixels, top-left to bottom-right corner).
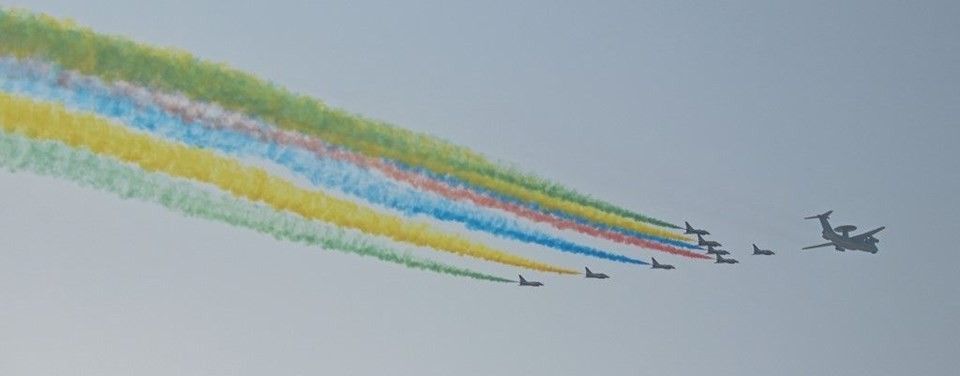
1;1;958;375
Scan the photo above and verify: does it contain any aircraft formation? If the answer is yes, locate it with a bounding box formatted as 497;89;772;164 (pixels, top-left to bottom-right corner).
0;12;891;289
518;211;885;286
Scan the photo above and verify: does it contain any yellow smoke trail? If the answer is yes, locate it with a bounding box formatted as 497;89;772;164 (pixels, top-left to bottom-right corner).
0;93;577;275
0;9;689;239
415;166;691;242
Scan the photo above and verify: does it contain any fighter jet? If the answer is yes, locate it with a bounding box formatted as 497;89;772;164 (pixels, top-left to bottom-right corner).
705;245;730;256
684;221;710;236
584;267;609;279
697;234;721;248
802;210;885;254
651;258;675;270
517;275;543;287
715;254;739;264
752;244;775;256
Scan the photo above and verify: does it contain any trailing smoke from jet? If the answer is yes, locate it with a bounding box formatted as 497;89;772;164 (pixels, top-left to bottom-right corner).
0;9;679;237
387;161;709;254
0;131;515;282
128;83;700;257
0;93;577;275
0;62;649;266
0;132;514;282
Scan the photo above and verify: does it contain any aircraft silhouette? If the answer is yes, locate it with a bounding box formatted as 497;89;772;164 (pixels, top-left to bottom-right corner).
697;234;721;248
584;267;609;279
651;257;675;270
705;245;730;256
684;221;710;236
752;244;775;256
518;275;543;287
715;254;739;264
803;210;884;253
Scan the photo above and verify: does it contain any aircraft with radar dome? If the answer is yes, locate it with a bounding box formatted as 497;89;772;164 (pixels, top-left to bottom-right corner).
803;210;885;254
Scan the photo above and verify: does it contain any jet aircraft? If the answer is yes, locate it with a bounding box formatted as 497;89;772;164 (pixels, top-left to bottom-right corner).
705;245;730;256
802;210;884;254
518;275;543;287
715;254;739;264
584;267;609;279
684;221;710;236
697;234;721;248
651;258;675;270
752;244;775;256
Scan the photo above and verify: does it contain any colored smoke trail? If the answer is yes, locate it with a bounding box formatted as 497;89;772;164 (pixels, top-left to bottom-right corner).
391;160;705;250
99;67;699;256
378;162;705;259
0;61;649;265
132;84;699;255
0;9;681;236
142;86;698;252
0;131;515;283
0;93;577;275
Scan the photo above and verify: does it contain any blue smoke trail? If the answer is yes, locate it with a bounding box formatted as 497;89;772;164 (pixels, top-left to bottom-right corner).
0;58;647;266
388;160;700;250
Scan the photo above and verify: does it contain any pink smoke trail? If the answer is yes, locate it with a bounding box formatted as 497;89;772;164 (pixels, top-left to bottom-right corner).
95;77;707;260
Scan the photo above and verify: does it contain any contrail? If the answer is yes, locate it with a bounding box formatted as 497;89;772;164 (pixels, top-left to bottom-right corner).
0;61;651;265
0;9;681;238
0;131;515;283
0;92;578;275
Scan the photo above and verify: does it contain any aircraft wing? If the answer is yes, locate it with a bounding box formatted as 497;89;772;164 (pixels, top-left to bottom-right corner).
802;242;835;250
851;226;886;240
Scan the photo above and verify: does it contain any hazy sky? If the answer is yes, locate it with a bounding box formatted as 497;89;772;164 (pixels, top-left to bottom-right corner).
1;1;958;375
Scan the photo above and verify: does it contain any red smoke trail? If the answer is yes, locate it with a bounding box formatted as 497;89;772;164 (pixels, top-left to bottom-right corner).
105;80;708;260
370;159;710;260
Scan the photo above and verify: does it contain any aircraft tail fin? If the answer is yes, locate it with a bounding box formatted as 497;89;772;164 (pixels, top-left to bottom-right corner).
585;267;592;275
651;258;660;266
518;275;526;283
804;210;833;220
685;221;693;231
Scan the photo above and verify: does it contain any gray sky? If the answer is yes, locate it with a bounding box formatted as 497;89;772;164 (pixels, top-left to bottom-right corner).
1;1;958;375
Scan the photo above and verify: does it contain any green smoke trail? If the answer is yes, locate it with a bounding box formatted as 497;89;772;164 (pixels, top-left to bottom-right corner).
0;8;679;231
0;130;514;283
